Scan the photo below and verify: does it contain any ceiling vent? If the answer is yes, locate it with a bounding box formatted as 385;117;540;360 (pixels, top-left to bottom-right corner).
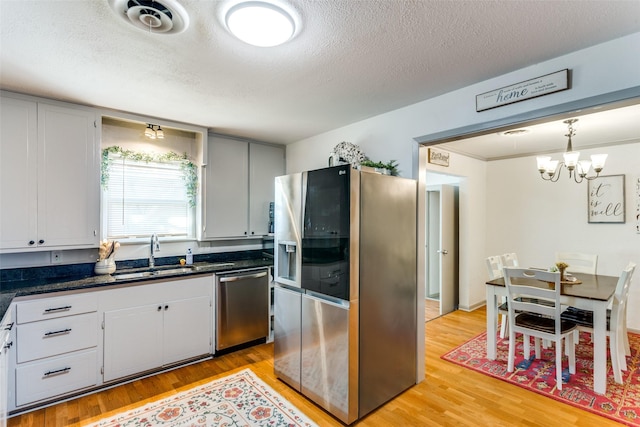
109;0;189;34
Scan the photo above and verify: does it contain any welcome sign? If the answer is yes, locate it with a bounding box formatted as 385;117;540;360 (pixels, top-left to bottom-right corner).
476;69;569;112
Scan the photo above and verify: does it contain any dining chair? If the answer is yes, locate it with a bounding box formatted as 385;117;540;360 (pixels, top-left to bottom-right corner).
503;267;577;390
501;253;519;267
555;252;597;274
555;252;598;346
486;256;509;338
561;262;636;384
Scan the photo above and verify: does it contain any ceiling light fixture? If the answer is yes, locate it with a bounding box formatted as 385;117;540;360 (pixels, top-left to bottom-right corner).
536;119;607;183
225;1;295;47
145;124;165;139
145;123;156;139
155;126;164;139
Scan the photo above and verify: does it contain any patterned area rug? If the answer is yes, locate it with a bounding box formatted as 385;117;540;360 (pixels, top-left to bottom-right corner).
86;369;318;427
442;331;640;426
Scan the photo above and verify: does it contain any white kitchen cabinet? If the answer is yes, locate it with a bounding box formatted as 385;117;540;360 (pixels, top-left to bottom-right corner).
0;93;99;252
10;293;99;410
102;276;212;382
0;307;14;427
249;143;285;235
203;135;284;239
103;304;163;381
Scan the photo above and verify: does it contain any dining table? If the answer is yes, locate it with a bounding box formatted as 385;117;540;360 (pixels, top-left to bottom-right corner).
486;271;619;395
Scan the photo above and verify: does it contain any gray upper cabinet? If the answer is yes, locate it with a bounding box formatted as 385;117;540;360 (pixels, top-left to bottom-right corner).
0;93;99;252
203;135;284;239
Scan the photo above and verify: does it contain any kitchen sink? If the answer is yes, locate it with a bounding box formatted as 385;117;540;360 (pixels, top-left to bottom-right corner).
112;265;200;281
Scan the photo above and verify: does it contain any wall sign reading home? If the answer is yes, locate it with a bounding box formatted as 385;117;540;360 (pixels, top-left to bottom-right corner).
476;69;569;112
588;174;625;223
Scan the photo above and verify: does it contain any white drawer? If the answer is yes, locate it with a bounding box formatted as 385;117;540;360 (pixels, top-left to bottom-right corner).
16;313;98;363
16;293;97;324
15;349;97;407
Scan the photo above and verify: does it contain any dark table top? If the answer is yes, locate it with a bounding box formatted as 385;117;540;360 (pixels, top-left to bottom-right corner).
486;272;618;302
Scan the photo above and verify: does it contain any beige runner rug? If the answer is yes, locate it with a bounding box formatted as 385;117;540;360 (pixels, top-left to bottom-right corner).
84;368;318;426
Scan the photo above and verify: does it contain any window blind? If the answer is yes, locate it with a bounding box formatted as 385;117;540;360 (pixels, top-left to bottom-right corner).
105;156;194;239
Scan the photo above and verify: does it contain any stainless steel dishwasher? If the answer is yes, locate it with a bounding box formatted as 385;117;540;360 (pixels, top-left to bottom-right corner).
215;268;269;351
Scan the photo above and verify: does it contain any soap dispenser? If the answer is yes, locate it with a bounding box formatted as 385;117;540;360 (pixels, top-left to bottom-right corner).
186;248;193;265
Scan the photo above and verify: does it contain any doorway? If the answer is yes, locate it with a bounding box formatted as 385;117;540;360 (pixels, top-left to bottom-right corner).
425;174;461;322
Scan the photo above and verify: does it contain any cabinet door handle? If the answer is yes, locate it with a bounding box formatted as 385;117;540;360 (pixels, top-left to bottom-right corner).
39;239;45;244
29;240;35;245
44;328;72;337
158;306;162;311
3;341;12;350
164;305;169;310
44;367;71;377
44;305;72;313
4;322;13;331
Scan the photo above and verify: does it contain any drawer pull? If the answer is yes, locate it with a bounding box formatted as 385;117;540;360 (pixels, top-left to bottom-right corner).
44;328;72;337
44;367;71;377
4;322;13;331
44;305;72;313
3;341;12;350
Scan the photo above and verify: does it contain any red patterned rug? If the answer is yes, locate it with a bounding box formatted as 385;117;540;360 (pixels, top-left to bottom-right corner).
442;331;640;426
86;368;317;426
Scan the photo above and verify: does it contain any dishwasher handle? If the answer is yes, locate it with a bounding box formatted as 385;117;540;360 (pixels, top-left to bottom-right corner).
219;271;267;282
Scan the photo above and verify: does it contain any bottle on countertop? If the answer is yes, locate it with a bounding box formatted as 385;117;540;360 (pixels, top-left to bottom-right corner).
186;248;193;265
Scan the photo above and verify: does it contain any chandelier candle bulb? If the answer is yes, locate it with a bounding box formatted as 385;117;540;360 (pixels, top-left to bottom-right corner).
563;151;580;169
591;154;608;172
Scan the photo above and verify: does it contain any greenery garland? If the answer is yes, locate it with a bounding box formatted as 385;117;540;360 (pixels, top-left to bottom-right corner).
360;159;399;176
101;146;198;207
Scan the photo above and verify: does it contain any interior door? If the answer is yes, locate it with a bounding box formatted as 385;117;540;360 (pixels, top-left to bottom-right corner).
438;184;457;315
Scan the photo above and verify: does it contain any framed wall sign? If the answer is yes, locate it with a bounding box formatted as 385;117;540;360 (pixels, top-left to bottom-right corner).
476;69;569;112
428;147;450;167
588;174;625;223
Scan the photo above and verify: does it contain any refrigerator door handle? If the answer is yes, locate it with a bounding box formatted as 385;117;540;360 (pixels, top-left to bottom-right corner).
304;291;350;308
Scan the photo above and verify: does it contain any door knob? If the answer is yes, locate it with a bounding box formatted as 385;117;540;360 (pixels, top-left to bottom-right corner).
437;249;449;255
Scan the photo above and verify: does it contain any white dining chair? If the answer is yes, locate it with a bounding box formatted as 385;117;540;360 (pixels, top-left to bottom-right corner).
501;253;519;267
555;252;597;274
486;256;509;339
561;262;636;384
504;267;577;390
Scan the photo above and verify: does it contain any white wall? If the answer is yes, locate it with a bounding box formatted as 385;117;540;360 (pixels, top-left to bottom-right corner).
286;33;640;328
288;33;640;178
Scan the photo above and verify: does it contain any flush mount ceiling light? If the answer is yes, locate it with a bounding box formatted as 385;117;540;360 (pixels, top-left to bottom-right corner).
536;119;608;183
225;1;295;47
109;0;190;34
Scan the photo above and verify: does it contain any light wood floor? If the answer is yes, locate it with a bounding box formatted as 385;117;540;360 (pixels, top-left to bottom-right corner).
424;298;440;322
9;306;620;427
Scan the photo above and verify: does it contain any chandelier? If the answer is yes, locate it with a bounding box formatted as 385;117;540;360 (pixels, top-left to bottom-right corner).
536;119;607;183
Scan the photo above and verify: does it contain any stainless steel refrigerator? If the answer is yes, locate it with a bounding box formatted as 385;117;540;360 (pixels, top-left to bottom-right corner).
273;164;417;424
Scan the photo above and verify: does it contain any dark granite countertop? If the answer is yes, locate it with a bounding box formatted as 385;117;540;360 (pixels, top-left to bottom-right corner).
0;257;272;321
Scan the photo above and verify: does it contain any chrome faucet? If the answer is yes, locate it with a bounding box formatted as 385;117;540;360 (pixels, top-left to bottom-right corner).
149;233;160;268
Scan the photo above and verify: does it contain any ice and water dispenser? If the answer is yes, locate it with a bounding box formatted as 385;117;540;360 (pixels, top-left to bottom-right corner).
277;241;298;283
274;173;302;287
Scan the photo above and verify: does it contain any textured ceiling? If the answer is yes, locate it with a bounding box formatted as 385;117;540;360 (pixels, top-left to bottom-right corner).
1;0;639;146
